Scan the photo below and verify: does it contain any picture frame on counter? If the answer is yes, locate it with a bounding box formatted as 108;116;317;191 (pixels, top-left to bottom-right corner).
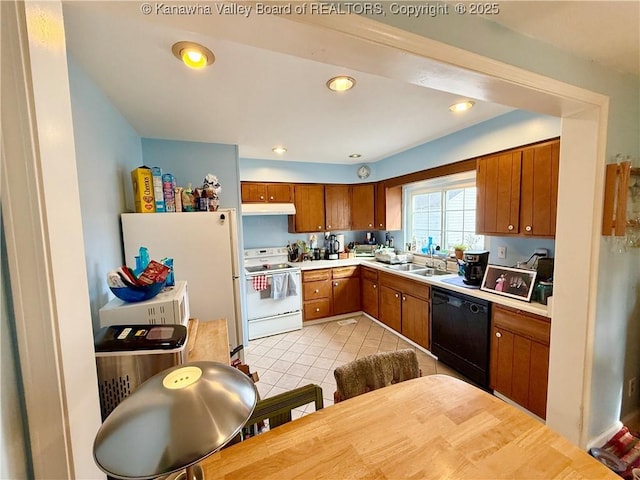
480;265;537;302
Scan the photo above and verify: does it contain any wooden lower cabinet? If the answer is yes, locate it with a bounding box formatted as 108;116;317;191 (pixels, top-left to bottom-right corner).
302;266;360;320
490;304;551;419
401;294;429;349
332;266;360;315
333;277;360;315
379;272;430;349
361;267;379;319
379;285;402;332
302;269;332;321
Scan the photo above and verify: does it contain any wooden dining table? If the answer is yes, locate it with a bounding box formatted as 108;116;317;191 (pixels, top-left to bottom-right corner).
202;375;618;479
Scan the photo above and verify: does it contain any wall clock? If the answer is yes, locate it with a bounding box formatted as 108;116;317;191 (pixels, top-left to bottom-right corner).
357;164;371;179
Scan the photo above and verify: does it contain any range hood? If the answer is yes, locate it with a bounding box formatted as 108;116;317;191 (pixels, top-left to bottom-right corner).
241;203;296;216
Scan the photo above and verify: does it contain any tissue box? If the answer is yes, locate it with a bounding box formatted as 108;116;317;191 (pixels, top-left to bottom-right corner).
131;167;155;213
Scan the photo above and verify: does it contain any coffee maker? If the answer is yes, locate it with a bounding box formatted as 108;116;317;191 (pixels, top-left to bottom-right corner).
463;250;489;286
325;234;339;260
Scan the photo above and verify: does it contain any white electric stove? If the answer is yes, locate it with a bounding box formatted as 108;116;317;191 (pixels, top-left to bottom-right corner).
244;247;302;340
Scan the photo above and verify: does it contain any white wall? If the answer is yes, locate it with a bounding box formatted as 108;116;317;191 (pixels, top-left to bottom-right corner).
67;55;143;332
1;196;30;478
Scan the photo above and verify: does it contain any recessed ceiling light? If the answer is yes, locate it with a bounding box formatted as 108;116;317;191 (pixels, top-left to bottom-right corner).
272;146;287;155
327;76;356;92
171;41;215;69
349;153;362;158
449;101;475;113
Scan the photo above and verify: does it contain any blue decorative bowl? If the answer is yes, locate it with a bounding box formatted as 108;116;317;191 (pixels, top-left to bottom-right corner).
110;281;165;303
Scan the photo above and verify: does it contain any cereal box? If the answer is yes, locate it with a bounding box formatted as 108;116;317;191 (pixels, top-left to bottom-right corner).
151;166;166;212
131;167;155;213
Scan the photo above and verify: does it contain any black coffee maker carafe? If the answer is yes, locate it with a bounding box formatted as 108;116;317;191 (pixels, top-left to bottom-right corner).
462;250;489;286
326;234;339;260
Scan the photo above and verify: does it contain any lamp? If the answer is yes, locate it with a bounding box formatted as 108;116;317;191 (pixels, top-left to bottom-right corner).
93;361;257;480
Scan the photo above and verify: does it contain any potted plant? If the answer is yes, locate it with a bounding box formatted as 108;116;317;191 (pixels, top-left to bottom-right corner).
452;244;467;260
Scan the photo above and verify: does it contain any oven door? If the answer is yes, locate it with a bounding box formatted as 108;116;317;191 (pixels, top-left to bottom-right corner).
245;270;301;321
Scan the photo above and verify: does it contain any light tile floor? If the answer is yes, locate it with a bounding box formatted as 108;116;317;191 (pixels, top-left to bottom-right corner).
245;314;469;419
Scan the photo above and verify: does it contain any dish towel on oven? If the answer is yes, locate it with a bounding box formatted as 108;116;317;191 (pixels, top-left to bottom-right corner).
271;273;288;300
252;275;268;292
287;272;298;296
271;272;298;299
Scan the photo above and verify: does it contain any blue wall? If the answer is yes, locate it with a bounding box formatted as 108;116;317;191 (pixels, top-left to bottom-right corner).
240;109;560;267
242;215;376;250
67;55;143;331
241;158;378;184
376;110;560;179
140;139;241;211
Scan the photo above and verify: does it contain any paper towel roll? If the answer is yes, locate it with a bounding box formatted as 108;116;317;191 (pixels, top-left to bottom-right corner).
336;234;345;252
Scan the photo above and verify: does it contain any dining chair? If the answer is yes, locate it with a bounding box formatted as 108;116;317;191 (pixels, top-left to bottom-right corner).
241;383;324;439
333;349;420;403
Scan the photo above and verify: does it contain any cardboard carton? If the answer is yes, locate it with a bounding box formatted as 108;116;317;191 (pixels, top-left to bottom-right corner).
131;167;155;213
151;166;165;212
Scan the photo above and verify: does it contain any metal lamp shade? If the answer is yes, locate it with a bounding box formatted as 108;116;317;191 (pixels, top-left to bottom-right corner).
93;361;257;479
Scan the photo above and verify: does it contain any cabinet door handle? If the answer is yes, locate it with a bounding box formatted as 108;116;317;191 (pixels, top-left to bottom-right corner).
314;289;319;293
334;282;339;287
316;308;320;312
327;225;332;229
318;226;322;230
373;284;377;289
507;224;514;231
379;223;383;227
368;223;372;227
525;225;532;232
395;293;399;298
269;196;274;200
495;332;502;338
403;296;407;301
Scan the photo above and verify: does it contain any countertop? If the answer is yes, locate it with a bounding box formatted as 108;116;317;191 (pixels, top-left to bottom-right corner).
292;257;551;318
203;375;614;479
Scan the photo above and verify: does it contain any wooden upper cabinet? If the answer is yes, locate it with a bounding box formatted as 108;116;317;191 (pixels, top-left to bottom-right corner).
325;185;351;231
476;150;522;235
519;139;560;237
241;182;267;202
375;182;402;231
266;183;293;202
477;138;560;238
289;184;325;233
351;184;375;230
241;182;292;203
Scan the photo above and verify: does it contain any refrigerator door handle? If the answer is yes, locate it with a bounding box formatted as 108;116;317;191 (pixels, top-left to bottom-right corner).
232;275;240;280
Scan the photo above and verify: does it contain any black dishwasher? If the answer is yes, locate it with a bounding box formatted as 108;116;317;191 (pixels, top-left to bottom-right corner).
431;287;491;389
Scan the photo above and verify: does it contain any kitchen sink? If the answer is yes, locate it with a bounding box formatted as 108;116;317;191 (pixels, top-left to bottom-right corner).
386;263;428;272
409;268;452;277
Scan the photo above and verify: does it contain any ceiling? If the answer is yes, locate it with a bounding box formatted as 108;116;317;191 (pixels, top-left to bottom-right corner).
62;2;638;166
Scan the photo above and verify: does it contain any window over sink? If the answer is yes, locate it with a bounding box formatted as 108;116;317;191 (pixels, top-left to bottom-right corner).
404;171;484;253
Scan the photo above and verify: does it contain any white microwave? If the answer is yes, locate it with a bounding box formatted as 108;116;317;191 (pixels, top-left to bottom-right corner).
99;281;190;327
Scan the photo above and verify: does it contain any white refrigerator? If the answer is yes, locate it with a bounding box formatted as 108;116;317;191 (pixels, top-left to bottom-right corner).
121;209;243;350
